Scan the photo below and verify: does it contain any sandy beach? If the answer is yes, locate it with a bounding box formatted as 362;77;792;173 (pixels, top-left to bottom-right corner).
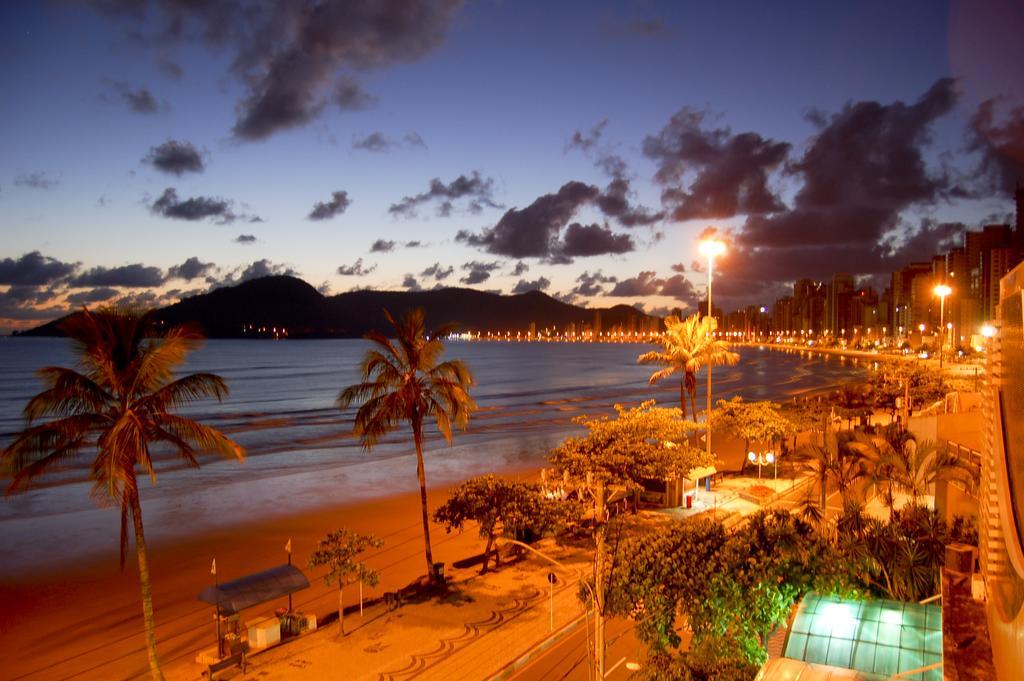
0;475;527;681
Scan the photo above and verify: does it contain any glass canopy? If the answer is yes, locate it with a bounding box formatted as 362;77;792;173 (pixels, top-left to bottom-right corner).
783;593;942;680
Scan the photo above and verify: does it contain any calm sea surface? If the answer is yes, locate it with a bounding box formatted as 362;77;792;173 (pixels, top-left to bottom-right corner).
0;338;865;572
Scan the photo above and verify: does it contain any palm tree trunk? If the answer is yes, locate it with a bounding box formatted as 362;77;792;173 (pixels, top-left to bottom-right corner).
412;420;436;581
677;377;686;419
129;493;165;681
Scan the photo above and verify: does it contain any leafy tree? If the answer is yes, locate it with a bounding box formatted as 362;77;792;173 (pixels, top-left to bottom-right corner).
605;511;855;672
712;397;795;465
433;475;567;573
338;308;476;583
867;361;946;420
548;401;703;678
308;529;384;636
2;309;243;680
638;314;740;420
779;397;831;448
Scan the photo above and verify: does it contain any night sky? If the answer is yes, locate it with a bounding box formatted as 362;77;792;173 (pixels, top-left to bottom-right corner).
2;0;1023;332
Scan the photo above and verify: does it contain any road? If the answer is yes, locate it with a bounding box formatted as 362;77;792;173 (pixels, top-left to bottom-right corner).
509;616;646;681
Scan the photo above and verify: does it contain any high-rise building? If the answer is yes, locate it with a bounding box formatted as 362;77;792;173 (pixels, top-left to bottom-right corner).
891;262;932;332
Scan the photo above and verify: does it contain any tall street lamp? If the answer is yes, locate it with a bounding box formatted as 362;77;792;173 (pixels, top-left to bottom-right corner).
698;237;726;469
934;284;951;371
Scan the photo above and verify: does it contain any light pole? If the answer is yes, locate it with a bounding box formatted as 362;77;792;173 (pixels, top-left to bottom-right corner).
934;284;951;371
698;237;726;470
747;450;776;482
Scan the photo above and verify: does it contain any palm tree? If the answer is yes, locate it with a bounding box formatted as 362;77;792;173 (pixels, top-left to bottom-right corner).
2;308;244;681
855;432;973;512
638;314;739;420
338;308;476;583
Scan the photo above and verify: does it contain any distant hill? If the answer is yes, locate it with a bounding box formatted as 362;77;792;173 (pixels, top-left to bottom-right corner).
18;275;662;339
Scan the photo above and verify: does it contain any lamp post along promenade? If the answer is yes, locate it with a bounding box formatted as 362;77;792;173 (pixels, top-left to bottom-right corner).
933;283;951;371
699;238;726;469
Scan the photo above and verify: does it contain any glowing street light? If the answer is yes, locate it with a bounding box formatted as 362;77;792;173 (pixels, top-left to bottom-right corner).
981;324;997;339
933;283;952;371
699;236;726;469
748;450;776;481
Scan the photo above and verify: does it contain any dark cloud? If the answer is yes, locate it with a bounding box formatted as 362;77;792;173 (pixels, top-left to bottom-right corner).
114;290;160;308
707;79;960;308
571;270;618;297
214;259;300;286
968;99;1024;195
511;277;551;294
670;262;686;273
460;260;501;285
456;181;600;259
643;107;790;220
248;216;264;223
70;263;165;287
402;274;421;291
308;190;351;220
595;177;664;226
168;257;215;281
370;239;396;253
337;258;376;276
561;222;634;257
14;171;59;190
334;75;376;110
404;240;426;248
317;281;332;296
66;287;120;304
103;79;165;114
606;271;697;304
566;122;663;226
420;262;454;281
0;286;67;322
235;234;257;244
91;1;462;139
512;261;529;276
0;252;78;285
352;131;427;152
143;139;205;175
565;120;607;153
389;171;502;217
151;187;236;223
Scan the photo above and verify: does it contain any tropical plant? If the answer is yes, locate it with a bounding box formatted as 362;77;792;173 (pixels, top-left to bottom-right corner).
548;401;702;678
1;308;244;680
338;308;476;583
433;475;565;573
308;529;384;636
712;397;795;464
637;314;740;420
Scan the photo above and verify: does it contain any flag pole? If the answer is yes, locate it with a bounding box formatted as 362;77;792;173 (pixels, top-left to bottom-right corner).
212;558;221;659
286;538;293;613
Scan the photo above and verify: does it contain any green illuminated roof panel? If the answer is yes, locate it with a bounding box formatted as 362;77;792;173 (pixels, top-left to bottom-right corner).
783;594;942;681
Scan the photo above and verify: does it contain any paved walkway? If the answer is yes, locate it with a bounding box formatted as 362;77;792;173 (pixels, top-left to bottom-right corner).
166;542;591;681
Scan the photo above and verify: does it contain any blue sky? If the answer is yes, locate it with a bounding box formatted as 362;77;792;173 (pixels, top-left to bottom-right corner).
1;0;1022;331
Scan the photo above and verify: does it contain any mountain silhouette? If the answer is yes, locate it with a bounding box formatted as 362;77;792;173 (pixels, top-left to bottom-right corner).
19;275;662;338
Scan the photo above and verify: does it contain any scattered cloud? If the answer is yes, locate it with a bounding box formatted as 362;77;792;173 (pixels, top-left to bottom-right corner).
66;287;119;304
102;79;166;114
168;257;215;281
70;263;165;287
352;131;427;152
0;252;78;285
90;1;462;140
607;270;698;305
143;139;206;175
560;222;634;257
389;171;502;218
571;270;618;297
337;258;376;276
370;239;396;253
420;262;454;281
235;234;257;244
968;98;1024;195
308;190;352;220
512;261;529;276
460;260;502;285
151;187;236;223
334;74;376;111
402;274;421;291
643;107;790;220
511;277;551;294
14;171;59;190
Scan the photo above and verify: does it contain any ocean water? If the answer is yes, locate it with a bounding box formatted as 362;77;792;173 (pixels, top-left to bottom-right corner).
0;338;865;573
